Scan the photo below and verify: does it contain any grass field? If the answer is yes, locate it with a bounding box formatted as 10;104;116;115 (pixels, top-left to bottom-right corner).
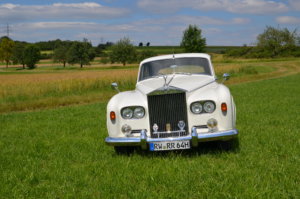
1;72;299;198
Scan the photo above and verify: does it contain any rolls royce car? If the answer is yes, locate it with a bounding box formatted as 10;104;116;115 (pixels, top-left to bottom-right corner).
105;53;238;153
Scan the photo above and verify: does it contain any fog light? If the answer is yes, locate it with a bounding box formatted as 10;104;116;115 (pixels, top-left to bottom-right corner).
121;124;132;136
207;118;218;132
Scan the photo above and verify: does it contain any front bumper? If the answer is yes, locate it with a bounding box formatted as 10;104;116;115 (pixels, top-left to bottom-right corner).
105;128;238;150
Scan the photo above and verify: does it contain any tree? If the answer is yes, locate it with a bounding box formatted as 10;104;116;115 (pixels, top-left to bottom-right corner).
0;37;15;68
24;45;41;69
67;40;95;68
11;42;27;69
180;25;206;53
257;26;298;57
139;42;143;47
146;42;150;47
109;37;137;66
53;45;68;67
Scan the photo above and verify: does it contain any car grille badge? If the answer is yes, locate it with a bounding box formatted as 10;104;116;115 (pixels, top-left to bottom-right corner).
153;123;159;132
178;120;185;131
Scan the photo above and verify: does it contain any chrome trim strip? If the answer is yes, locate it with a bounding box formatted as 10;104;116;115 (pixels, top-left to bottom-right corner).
197;129;238;142
188;80;216;93
105;129;238;147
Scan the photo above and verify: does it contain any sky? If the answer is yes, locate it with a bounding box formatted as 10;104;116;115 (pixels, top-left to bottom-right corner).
0;0;299;46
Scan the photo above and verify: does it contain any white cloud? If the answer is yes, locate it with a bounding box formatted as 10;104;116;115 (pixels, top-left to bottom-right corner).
133;16;250;26
0;2;129;23
276;16;300;24
52;2;102;8
138;0;289;14
289;0;300;11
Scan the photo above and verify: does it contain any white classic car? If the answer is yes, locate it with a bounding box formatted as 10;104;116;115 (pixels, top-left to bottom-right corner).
105;53;238;153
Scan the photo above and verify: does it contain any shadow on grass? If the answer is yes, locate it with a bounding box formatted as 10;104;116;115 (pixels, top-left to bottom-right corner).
115;139;240;157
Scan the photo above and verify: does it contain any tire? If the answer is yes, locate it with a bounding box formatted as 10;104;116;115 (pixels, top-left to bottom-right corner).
114;146;135;155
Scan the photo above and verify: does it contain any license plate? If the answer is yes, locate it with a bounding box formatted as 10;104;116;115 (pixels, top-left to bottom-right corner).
149;140;190;151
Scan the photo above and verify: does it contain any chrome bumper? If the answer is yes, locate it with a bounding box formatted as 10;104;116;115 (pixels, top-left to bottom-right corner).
105;128;238;149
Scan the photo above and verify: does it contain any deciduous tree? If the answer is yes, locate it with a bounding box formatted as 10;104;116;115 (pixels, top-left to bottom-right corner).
24;45;41;69
180;25;206;53
11;42;27;69
67;39;95;68
53;45;68;67
257;26;298;57
0;37;15;68
109;37;137;66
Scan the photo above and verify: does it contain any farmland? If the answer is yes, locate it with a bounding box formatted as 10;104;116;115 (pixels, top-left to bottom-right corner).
0;54;300;198
1;55;299;113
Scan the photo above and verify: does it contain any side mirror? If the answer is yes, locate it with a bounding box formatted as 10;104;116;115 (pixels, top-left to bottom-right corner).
111;82;120;93
223;73;230;81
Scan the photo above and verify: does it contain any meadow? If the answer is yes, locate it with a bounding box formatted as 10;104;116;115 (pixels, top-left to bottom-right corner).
1;74;299;198
0;54;299;198
1;55;299;113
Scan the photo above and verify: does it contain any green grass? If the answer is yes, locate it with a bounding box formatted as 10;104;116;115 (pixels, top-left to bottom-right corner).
1;74;299;198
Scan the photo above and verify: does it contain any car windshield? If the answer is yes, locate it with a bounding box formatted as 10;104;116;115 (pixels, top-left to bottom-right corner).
139;57;211;81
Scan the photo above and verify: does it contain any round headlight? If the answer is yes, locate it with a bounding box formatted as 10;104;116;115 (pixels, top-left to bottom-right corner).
134;107;145;119
121;108;133;119
191;102;203;114
204;101;215;113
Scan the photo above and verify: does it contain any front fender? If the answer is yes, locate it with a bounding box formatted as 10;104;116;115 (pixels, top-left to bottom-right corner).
106;90;150;137
187;82;235;132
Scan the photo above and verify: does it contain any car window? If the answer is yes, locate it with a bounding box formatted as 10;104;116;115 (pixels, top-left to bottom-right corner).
139;57;211;81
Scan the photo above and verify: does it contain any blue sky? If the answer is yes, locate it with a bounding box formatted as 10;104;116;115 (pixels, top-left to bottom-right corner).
0;0;299;46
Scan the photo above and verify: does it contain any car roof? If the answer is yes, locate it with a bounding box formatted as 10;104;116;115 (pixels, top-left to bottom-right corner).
140;53;211;66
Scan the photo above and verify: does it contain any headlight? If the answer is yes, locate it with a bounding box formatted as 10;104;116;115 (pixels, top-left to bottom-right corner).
121;106;145;119
191;101;216;114
191;102;203;114
203;101;215;113
121;108;133;119
134;107;145;119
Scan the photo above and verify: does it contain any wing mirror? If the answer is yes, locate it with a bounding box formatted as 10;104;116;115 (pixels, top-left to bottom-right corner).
111;82;120;93
222;73;230;83
223;73;230;80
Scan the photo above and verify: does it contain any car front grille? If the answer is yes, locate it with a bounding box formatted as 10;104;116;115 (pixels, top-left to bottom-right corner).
147;92;189;138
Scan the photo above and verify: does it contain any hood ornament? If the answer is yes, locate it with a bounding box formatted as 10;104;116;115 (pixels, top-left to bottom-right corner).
163;74;175;91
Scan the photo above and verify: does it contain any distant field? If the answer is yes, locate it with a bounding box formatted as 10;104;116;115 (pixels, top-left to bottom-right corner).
104;45;242;55
1;73;299;198
1;55;299;113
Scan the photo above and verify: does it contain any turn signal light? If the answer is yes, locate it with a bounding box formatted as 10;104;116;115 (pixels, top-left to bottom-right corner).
110;111;116;121
221;103;227;112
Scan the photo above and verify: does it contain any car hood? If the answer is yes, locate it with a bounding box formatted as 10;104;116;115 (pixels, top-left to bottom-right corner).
136;75;216;95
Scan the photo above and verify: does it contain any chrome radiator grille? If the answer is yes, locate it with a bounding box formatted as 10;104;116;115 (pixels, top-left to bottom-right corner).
147;92;189;138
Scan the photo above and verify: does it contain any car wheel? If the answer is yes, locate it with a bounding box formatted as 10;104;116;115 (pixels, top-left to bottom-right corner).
114;146;135;155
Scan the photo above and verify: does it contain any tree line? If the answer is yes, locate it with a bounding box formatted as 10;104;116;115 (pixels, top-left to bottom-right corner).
1;25;299;69
226;26;300;58
0;37;156;68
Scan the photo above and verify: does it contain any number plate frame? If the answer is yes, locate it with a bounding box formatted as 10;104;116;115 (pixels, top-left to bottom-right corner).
149;140;190;151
